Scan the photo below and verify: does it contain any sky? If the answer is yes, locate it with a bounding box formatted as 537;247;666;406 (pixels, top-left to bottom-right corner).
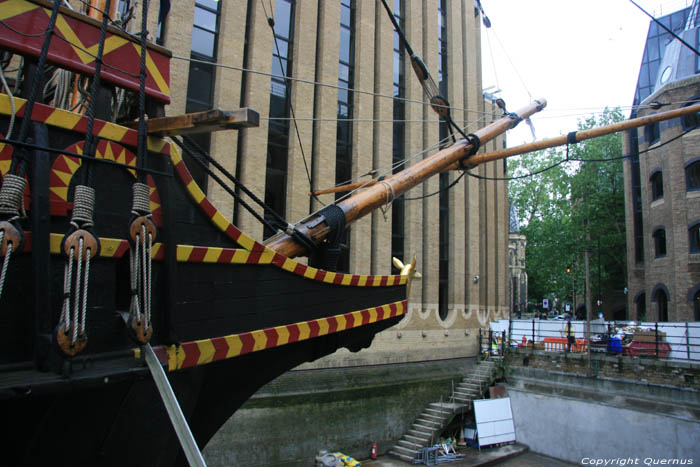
479;0;695;147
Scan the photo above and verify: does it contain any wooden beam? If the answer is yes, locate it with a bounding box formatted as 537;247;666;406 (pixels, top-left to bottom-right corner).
131;108;260;136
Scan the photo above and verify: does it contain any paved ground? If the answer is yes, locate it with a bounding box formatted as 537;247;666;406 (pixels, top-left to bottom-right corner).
361;444;576;466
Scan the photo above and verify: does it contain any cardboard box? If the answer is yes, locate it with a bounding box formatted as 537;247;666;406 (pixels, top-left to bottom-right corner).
633;331;666;343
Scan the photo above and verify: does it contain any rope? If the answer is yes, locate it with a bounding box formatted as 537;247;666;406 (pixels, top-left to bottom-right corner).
70;185;96;227
136;0;149;180
80;248;91;335
131;182;150;215
61;247;74;325
0;65;16;139
0;174;26;220
72;236;83;344
0;233;11;301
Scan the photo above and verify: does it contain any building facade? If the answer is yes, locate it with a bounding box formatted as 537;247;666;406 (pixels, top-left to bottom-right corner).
623;4;700;322
147;0;510;363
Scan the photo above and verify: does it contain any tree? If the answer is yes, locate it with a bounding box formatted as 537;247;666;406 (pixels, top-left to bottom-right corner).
508;109;626;310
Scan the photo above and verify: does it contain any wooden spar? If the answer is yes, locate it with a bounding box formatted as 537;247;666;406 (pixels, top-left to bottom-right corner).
263;99;547;258
311;179;379;196
445;101;700;171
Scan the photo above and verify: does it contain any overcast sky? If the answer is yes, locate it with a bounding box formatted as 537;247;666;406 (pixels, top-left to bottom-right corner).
479;0;694;147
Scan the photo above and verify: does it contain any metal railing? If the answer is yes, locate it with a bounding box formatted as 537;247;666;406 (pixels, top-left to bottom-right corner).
483;319;700;362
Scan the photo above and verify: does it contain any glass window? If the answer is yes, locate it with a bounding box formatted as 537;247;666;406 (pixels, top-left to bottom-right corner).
650;170;664;200
191;28;216;57
197;0;219;10
690;222;700;253
686;160;700;190
653;228;667;257
275;0;292;38
194;7;217;32
656;289;669;322
636;293;646;322
645;122;660;145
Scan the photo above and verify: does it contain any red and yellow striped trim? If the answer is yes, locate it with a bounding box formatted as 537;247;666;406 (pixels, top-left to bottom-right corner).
144;299;407;371
169;148;406;287
175;244;406;286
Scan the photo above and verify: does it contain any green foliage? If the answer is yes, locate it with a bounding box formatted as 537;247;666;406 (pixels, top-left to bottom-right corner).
508;109;627;309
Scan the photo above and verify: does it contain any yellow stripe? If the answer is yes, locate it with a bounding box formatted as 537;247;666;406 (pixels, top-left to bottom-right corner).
97;121;129;142
297;322;310;341
275;325;290;346
335;314;347;331
202;247;222;263
197;339;216;365
231;249;249;263
324;272;336;283
258;250;276;264
251;330;268;352
368;307;378;323
211;211;229;232
282;258;297;272
317;318;329;336
177;245;194;262
99;238;124;257
166;345;178;371
0;0;36;21
357;276;368;287
235;233;256;251
144;47;170;95
303;266;318;279
45;108;81;130
341;275;352;286
224;335;243;359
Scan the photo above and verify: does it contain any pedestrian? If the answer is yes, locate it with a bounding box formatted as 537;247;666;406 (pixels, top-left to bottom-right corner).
565;320;574;352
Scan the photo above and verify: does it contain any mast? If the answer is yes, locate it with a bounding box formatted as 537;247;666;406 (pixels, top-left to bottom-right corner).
263;99;547;259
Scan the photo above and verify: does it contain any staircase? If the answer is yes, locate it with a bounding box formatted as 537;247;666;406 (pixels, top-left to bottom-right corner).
388;359;499;463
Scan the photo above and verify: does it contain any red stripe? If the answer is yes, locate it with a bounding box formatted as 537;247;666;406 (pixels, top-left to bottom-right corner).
250;242;266;253
360;309;370;325
264;328;279;348
93;120;107;138
287;324;300;343
114;241;130;258
32;105;54;124
224;224;241;241
308;320;320;338
216;248;234;263
246;251;262;264
153;346;169;365
211;336;230;362
271;253;286;267
380;275;388;286
350;275;360;286
188;246;208;262
293;263;307;275
239;333;255;355
344;312;356;328
199;198;217;218
180;342;201;369
389;302;398;317
333;274;344;285
375;306;386;321
316;270;326;282
175;161;193;184
327;316;338;334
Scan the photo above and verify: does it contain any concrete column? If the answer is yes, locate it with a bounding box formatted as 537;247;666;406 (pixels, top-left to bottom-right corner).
403;0;425;315
348;0;376;274
236;1;274;239
207;0;248;218
370;0;394;276
421;0;439;320
286;1;319;227
310;2;340;213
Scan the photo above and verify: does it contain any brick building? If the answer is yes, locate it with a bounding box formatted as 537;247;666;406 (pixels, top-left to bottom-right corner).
623;4;700;322
145;0;510;361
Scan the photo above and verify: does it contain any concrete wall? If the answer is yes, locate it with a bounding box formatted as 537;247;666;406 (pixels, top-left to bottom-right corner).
508;386;700;464
203;358;476;466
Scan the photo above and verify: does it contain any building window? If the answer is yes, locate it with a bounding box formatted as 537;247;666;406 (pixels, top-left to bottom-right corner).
653;227;667;257
185;0;221;190
645;121;660;145
686;159;700;190
264;0;295;239
335;0;355;272
690;221;700;253
391;0;406;265
650;170;664;200
438;0;449;321
682;96;700;129
694;290;700;321
655;288;669;322
636;293;646;322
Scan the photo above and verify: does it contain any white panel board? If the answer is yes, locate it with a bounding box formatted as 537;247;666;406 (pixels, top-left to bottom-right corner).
473;398;516;447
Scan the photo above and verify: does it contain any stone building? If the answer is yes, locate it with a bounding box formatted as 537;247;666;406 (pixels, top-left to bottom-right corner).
140;0;512;463
623;4;700;322
509;205;527;317
148;0;510;362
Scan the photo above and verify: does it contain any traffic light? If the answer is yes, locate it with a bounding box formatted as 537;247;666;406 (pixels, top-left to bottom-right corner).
566;265;571;274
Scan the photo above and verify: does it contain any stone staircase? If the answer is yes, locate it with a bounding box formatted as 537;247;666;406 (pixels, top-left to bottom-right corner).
388;359;499;463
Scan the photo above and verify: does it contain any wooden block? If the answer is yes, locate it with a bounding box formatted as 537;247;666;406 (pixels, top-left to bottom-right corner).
128;108;260;136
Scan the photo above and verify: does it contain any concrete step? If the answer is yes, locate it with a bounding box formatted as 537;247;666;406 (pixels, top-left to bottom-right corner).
410;425;433;436
391;445;419;458
453;391;475;400
397;439;423;450
421;412;446;422
405;433;429;444
408;428;432;439
389;450;416;463
416;418;442;428
425;408;451;418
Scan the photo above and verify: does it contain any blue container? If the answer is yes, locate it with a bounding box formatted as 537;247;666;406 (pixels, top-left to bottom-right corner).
608;336;622;353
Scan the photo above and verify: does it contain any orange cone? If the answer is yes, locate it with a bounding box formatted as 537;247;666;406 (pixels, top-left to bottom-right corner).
371;442;377;460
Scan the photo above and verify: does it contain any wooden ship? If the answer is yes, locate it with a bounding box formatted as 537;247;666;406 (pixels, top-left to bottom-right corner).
1;1;699;466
